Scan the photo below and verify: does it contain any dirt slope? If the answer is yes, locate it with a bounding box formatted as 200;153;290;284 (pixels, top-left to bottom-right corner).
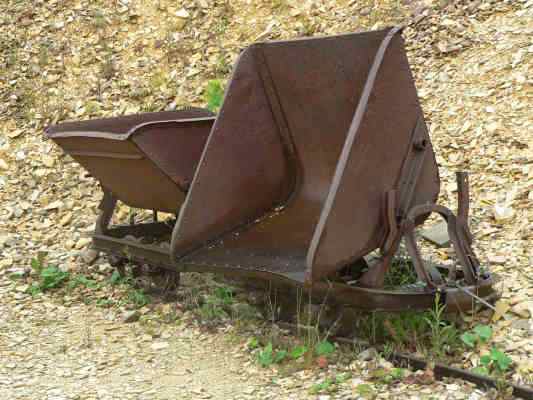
0;0;531;398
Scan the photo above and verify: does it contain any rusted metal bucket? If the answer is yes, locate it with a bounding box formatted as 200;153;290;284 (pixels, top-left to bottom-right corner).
46;27;495;312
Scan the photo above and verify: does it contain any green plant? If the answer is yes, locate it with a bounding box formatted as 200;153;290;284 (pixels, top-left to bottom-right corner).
461;324;493;349
257;342;288;367
8;271;26;280
289;345;307;360
247;337;259;350
27;265;69;295
315;340;335;356
309;377;334;394
424;294;460;359
126;288;150;308
109;270;124;285
382;342;395;360
30;256;44;274
473;347;512;376
204;79;224;112
198;285;234;321
96;298;115;308
68;274;99;290
373;367;406;384
335;372;351;384
355;383;375;398
383;254;418;288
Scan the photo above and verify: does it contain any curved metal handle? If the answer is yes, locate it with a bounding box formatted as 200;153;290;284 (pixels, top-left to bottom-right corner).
405;204;478;286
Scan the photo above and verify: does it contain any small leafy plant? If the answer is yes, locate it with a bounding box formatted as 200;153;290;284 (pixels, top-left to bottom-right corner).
372;367;407;384
198;286;234;321
27;257;69;295
472;347;512;376
68;275;99;290
424;295;460;359
257;342;287;367
290;345;308;360
460;324;493;348
309;373;352;394
126;288;150;308
204;79;224;112
309;377;334;394
315;340;335;356
355;383;376;398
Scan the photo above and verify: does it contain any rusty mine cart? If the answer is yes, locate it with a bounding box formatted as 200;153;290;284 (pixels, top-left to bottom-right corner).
46;27;495;313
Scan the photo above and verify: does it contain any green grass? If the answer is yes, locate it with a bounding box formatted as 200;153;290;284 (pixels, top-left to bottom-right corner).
197;285;234;321
23;255;152;309
356;296;461;359
308;373;353;395
126;288;150;308
68;274;100;290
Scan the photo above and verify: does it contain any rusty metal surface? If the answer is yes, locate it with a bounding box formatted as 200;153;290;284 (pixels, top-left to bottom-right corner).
47;26;492;313
171;31;439;288
88;172;493;313
92;220;495;313
46;108;214;213
133;118;214;191
307;28;439;282
45;108;213;139
172;28;439;277
171;46;293;258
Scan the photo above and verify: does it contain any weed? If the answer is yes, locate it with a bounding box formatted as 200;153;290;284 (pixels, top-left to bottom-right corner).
198;286;234;321
472;347;512;376
335;372;351;384
461;324;493;349
68;275;99;290
289;345;307;360
257;342;287;367
126;288;150;308
382;342;395;360
355;383;375;398
315;340;335;356
215;53;231;75
372;367;406;384
360;311;425;349
247;337;259;350
424;294;460;359
214;15;230;35
100;52;115;80
38;43;50;67
92;10;107;29
96;298;115;308
309;377;334;394
83;320;93;348
383;254;418;288
27;260;69;295
109;270;128;285
8;271;26;280
357;296;461;360
204;79;224;112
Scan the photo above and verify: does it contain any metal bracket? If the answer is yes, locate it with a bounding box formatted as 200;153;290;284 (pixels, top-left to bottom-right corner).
95;188;117;235
359;172;479;289
397;115;429;219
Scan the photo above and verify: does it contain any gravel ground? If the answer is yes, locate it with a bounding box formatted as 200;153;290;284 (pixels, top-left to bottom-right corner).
1;0;531;398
